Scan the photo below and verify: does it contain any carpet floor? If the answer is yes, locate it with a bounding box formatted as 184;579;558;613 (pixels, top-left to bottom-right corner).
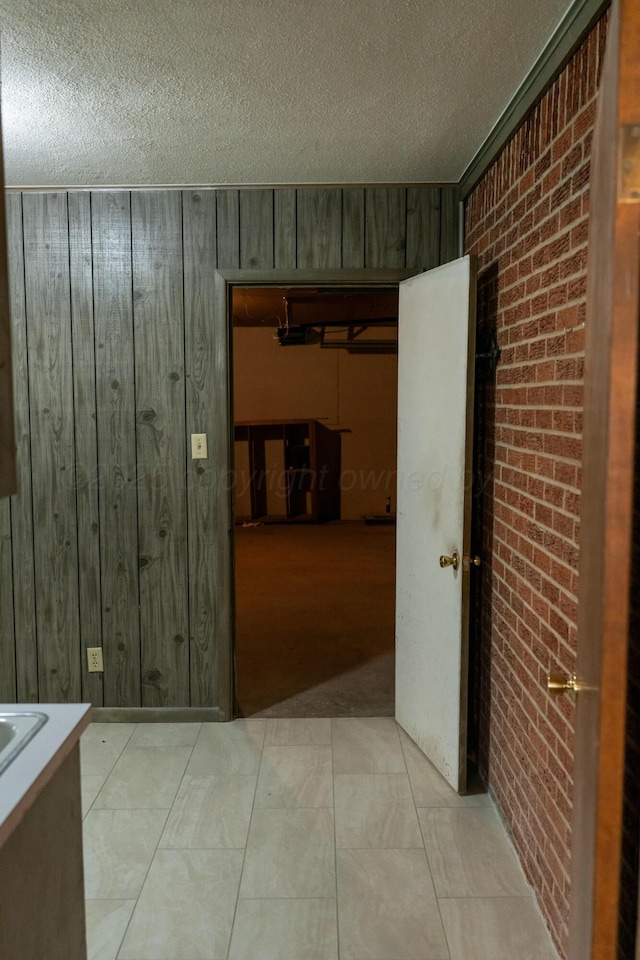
234;522;396;718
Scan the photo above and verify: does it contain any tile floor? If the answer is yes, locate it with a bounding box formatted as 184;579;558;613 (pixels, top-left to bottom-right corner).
80;718;559;960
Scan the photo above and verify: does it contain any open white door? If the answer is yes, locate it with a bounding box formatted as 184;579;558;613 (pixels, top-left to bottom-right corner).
395;256;477;793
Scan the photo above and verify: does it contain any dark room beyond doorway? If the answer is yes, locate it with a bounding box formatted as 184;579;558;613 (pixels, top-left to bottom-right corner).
232;286;398;717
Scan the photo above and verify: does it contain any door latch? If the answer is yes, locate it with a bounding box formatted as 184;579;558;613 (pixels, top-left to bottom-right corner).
547;673;579;694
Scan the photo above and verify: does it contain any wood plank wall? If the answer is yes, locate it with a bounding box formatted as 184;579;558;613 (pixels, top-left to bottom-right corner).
1;186;458;709
0;129;17;500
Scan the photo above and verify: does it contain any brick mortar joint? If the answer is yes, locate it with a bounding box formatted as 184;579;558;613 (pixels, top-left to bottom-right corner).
493;510;581;542
488;711;575;793
492;558;579;603
492;588;579;643
497;265;589;289
496;362;585;375
496;329;587;348
495;434;582;452
491;399;584;410
495;265;589;293
492;532;579;584
497;763;575;846
489;732;575;817
494;592;580;629
500;628;575;683
494;445;583;469
490;600;575;648
483;182;592;235
469;171;594;236
495;478;582;519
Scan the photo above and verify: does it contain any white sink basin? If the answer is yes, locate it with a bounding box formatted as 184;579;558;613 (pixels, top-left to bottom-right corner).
0;712;48;775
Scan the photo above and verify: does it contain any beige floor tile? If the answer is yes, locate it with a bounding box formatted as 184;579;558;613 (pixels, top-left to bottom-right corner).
255;745;333;808
159;774;257;848
332;717;406;774
83;808;169;899
264;717;332;745
93;746;191;809
337;848;449;960
82;775;106;817
127;722;201;747
228;899;338;960
335;773;423;848
84;899;136;960
439;898;560;960
82;722;137;748
118;849;243;960
399;729;490;807
186;719;266;776
419;807;531;897
240;807;335;898
80;723;136;778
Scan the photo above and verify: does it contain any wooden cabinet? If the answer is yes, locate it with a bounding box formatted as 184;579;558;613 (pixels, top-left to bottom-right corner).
0;706;90;960
234;419;341;523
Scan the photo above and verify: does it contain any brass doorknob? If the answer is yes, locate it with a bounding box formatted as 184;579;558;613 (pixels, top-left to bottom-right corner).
440;552;482;572
547;673;579;694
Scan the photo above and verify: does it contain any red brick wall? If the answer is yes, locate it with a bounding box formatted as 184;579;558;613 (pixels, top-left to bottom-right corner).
464;17;608;957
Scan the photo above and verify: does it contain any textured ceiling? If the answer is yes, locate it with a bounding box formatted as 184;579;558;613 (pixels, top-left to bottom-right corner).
0;0;572;187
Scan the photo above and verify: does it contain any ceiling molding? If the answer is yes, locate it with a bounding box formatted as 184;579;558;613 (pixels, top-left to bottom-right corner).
4;182;457;193
459;0;611;199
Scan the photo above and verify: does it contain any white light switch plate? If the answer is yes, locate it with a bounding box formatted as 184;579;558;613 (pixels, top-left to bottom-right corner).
191;433;208;459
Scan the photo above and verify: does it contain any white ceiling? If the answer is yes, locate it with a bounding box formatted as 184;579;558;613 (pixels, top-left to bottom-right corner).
0;0;572;188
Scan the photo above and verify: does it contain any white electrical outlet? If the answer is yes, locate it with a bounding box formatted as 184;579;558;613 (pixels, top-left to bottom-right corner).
191;433;208;459
87;647;104;672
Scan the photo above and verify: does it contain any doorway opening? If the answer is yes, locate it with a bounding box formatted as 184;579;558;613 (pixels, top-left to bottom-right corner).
231;284;399;718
